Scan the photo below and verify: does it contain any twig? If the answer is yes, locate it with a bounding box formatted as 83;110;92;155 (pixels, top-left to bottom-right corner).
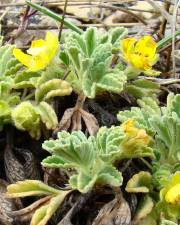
159;1;171;37
172;0;180;78
8;5;32;43
137;76;180;85
58;0;68;42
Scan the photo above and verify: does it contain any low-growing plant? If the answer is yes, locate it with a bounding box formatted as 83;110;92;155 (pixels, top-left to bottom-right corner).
1;2;179;225
118;93;180;223
6;123;153;225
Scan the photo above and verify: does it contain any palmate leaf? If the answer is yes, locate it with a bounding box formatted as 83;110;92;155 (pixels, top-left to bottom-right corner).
64;27;127;98
42;131;96;172
69;164;123;193
42;125;153;193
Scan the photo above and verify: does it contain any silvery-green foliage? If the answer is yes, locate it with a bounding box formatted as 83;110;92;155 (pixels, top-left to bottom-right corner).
117;93;180;189
0;80;20;130
42;129;123;193
61;27;127;98
100;27;128;50
12;101;58;139
0;45;22;77
125;79;160;99
117;97;160;134
42;125;153;193
13;61;72;102
96;126;153;162
160;220;178;225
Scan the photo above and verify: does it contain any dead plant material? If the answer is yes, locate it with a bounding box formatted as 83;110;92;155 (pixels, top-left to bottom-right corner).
92;190;131;225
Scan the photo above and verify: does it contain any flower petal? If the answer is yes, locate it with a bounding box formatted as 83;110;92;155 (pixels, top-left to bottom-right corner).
13;48;32;68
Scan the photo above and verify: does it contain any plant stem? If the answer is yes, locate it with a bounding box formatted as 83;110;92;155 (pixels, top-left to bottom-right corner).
26;0;83;34
23;92;35;101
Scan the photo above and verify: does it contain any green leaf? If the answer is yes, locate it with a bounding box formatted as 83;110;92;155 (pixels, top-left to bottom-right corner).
160;220;178;225
157;30;180;50
6;180;61;198
125;79;160;99
64;28;127;98
36;101;58;130
168;94;180;118
0;100;11;123
0;45;14;76
41;155;66;168
14;71;40;89
133;195;154;222
12;101;41;139
150;114;180;163
117;97;160;134
31;192;70;225
59;51;69;66
96;126;126;163
126;172;152;193
69;173;97;193
35;79;72;102
84;27;97;57
97;165;123;187
42;131;96;172
42;128;125;193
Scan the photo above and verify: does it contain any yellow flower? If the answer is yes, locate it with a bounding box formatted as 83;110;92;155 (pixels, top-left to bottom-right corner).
160;172;180;207
121;36;160;76
13;32;59;71
121;119;150;146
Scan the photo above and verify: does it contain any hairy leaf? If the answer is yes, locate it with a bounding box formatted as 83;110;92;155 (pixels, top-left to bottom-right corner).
35;79;72;102
64;27;127;98
12;101;41;139
35;101;58;130
6;180;61;198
